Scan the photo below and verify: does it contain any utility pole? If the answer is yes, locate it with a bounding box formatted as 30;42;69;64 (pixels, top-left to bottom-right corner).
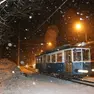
18;35;20;67
85;31;88;42
17;21;20;68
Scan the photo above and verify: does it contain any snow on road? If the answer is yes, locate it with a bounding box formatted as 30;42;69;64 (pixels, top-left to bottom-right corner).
0;73;94;94
0;59;94;94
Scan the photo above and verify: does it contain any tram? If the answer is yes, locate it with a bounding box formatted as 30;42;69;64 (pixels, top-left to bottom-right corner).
36;45;92;76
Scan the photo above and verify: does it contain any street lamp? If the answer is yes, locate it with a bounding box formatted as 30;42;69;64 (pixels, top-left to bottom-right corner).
47;42;52;47
75;23;82;30
74;22;87;42
74;22;83;31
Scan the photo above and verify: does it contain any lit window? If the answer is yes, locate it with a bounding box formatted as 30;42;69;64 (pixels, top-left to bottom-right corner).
57;53;62;62
65;50;72;62
73;49;81;61
47;55;50;63
52;54;56;62
83;49;90;61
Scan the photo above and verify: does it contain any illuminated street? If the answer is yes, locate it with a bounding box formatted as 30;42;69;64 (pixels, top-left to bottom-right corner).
19;66;36;74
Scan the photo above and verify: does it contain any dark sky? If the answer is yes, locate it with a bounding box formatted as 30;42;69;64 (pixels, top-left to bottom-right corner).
0;0;94;63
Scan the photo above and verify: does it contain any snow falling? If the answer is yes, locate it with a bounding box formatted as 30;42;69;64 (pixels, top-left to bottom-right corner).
0;0;94;94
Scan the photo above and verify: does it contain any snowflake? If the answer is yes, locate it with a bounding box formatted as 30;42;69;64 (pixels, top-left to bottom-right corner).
24;37;27;39
60;10;63;14
50;80;53;82
33;82;36;85
55;6;57;8
77;12;80;15
14;45;16;47
38;13;41;15
80;18;84;20
12;71;15;74
72;0;75;2
29;16;33;19
20;61;25;65
6;47;9;50
25;29;29;31
80;13;83;15
8;43;12;47
86;2;89;4
62;15;64;17
86;16;89;19
14;20;16;23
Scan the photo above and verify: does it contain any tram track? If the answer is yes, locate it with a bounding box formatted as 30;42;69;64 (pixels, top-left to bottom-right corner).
68;78;94;87
44;73;94;87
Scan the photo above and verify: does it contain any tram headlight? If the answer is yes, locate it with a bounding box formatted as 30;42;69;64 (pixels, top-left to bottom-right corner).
78;70;88;73
92;69;94;72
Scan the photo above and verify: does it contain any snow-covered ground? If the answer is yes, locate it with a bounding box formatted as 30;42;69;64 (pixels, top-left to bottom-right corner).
0;73;94;94
0;59;94;94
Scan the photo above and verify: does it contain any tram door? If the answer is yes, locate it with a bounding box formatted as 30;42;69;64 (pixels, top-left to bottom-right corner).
64;50;72;73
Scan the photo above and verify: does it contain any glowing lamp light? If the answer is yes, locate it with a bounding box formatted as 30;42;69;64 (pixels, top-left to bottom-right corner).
47;42;52;46
75;23;82;30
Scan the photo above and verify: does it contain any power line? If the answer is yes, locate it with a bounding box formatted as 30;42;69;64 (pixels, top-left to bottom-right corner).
34;0;68;32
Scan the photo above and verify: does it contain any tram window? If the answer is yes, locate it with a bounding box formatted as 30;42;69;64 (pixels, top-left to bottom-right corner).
73;49;81;61
64;50;72;62
36;58;38;63
83;49;89;61
57;53;62;62
43;55;46;63
52;54;56;62
47;55;50;62
38;58;41;63
40;57;42;63
91;48;94;61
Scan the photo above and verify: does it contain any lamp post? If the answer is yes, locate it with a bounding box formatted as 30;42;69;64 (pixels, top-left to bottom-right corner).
74;22;87;42
17;35;20;68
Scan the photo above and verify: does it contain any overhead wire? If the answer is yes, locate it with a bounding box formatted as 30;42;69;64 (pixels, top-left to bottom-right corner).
34;0;68;33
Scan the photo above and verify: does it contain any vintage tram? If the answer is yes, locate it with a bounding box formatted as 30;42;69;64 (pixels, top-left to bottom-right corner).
36;45;92;76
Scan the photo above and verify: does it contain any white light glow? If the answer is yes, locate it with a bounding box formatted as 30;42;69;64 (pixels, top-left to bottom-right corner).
92;69;94;72
8;43;12;47
78;70;88;73
12;71;15;74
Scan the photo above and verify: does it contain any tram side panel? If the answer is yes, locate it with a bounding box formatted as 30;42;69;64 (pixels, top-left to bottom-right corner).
36;52;65;74
43;52;65;74
91;48;94;68
72;62;91;75
72;48;91;75
36;47;91;76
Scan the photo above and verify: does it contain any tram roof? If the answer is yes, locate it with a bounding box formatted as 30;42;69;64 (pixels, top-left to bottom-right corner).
37;44;90;57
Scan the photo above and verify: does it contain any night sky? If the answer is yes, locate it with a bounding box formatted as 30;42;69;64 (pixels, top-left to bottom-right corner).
0;0;94;64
